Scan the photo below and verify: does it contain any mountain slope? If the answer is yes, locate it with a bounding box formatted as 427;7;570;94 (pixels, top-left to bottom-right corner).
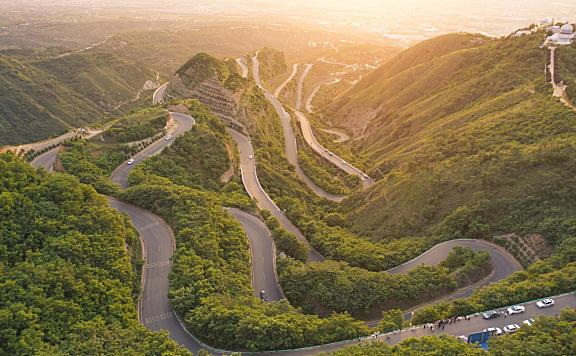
326;33;487;136
0;54;100;145
331;31;576;261
0;50;155;146
32;51;155;109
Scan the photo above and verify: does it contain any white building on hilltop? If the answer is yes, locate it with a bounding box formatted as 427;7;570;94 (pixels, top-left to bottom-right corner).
547;24;574;46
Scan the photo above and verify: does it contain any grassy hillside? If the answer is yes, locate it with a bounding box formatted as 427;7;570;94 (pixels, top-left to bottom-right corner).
324;33;487;136
0;54;100;145
328;31;576;261
0;50;155;146
556;44;576;102
174;52;243;92
256;47;289;91
32;51;155;110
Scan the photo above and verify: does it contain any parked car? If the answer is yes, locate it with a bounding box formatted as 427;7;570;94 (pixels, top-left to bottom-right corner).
260;290;268;301
523;318;535;326
482;310;500;320
165;134;173;141
127;158;135;165
483;327;503;336
536;298;555;308
507;305;526;315
503;324;521;333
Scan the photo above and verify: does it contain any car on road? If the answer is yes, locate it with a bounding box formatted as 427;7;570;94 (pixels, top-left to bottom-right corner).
165;134;173;141
523;318;535;326
482;310;500;320
503;324;521;333
260;290;268;301
536;298;555;308
127;158;135;165
249;155;253;159
507;305;526;315
483;327;503;336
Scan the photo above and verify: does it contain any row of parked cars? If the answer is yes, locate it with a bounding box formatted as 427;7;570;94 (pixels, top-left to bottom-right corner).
482;298;555;320
479;298;555;336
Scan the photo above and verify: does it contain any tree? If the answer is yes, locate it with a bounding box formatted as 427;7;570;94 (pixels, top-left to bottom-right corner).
378;309;404;332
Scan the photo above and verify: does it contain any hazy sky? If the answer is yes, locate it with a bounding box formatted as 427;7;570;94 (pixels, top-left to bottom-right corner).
5;0;576;43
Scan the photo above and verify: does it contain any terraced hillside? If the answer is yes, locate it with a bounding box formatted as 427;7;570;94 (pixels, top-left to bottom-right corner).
0;50;155;145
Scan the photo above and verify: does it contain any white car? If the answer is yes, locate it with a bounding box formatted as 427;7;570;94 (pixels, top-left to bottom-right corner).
523;318;535;326
165;134;173;141
483;327;503;336
127;158;135;165
507;305;526;315
503;324;521;333
249;155;253;159
457;335;468;342
536;298;555;308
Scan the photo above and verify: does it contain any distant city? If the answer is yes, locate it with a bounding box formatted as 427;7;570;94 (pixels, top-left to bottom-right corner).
3;0;576;46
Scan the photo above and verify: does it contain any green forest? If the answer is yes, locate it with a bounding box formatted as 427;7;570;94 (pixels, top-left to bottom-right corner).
0;154;188;355
119;103;370;351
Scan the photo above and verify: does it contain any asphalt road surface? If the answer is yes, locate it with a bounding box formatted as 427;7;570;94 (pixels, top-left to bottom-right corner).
294;110;375;189
251;55;345;202
275;63;299;98
236;57;249;79
228;128;325;262
31;146;61;171
110;112;195;188
108;198;208;353
295;64;313;111
152;82;169;105
228;208;284;301
388;239;521;285
275;292;576;356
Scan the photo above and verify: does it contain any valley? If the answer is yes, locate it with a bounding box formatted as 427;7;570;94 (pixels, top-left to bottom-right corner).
2;4;576;356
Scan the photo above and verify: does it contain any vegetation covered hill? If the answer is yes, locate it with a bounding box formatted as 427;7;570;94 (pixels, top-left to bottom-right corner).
322;32;576;256
0;50;155;146
0;154;188;355
0;54;100;145
325;33;486;136
176;52;231;87
256;47;289;91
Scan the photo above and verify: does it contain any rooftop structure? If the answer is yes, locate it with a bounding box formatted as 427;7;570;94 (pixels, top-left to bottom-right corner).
546;23;574;46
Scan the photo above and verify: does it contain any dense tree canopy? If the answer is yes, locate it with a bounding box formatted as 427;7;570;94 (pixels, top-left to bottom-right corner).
0;153;188;355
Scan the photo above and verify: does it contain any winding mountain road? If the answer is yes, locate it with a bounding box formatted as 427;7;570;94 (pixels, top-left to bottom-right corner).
292;62;375;188
236;57;249;79
275;63;299;97
111;112;195;188
295;110;375;189
153;82;169;105
295;64;313;111
228;208;284;301
251;55;345;202
27;54;573;355
228;128;325;262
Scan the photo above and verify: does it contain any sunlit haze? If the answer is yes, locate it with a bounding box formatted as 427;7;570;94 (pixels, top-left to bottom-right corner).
3;0;576;45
